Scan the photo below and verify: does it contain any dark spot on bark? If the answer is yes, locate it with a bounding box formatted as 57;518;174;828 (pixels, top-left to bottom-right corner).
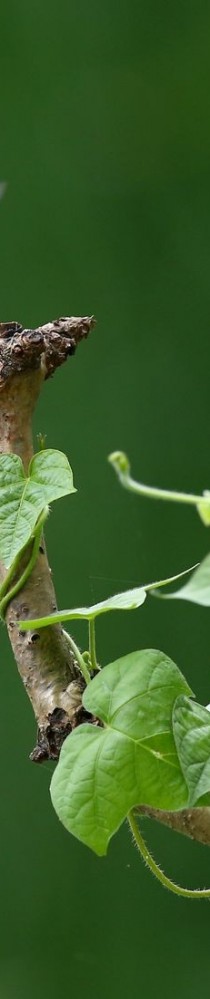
16;605;28;619
30;709;73;762
39;545;44;554
50;707;66;722
67;343;76;356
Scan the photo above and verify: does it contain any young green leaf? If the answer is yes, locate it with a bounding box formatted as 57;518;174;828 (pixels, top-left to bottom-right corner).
19;567;195;631
173;695;210;806
19;587;147;629
50;649;192;855
153;554;210;606
0;449;75;568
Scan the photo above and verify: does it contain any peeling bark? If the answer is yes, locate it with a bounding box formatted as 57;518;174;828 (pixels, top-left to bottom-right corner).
0;315;95;760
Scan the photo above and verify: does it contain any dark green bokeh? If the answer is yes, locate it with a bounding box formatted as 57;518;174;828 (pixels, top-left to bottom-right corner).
1;2;210;996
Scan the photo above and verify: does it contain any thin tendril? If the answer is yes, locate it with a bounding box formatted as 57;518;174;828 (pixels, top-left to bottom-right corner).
128;810;210;900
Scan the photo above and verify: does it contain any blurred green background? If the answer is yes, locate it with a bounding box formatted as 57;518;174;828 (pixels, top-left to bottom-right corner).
1;1;210;996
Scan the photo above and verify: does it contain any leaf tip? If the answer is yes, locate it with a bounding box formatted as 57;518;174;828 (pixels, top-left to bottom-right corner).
197;491;210;526
108;451;130;476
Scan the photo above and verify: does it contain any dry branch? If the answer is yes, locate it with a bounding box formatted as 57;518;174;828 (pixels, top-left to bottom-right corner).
0;315;95;761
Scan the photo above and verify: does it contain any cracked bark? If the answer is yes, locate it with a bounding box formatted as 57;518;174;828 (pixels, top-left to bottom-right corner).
0;315;95;761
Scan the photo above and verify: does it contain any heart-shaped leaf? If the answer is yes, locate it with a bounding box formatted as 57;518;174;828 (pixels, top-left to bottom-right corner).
50;649;192;855
153;555;210;606
0;449;75;568
173;695;210;806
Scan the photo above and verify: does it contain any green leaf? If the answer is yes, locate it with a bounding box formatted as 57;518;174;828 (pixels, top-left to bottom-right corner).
0;449;75;568
153;554;210;607
19;567;195;631
50;649;192;855
173;695;210;806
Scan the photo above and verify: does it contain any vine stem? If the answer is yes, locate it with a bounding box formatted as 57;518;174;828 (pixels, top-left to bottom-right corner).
63;630;91;685
128;810;210;900
108;452;210;510
88;618;100;671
